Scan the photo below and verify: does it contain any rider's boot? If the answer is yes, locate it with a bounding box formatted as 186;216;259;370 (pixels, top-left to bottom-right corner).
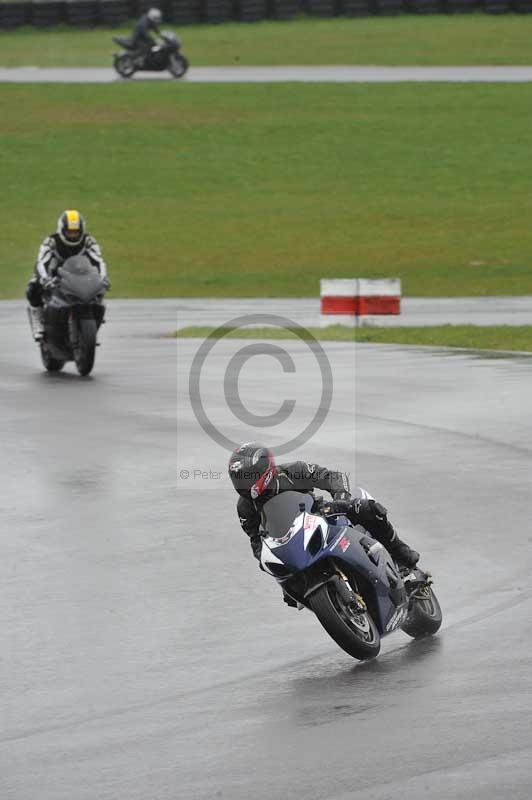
386;528;420;569
29;306;44;341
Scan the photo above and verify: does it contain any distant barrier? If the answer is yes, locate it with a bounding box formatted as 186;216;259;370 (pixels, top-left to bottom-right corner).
320;278;401;327
1;0;531;28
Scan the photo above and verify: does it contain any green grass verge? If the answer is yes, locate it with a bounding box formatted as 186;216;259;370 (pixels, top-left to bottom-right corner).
175;325;532;352
2;82;532;298
4;16;532;67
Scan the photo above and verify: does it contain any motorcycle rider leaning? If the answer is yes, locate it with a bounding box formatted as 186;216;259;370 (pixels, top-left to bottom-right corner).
26;209;108;341
228;443;420;576
129;7;162;56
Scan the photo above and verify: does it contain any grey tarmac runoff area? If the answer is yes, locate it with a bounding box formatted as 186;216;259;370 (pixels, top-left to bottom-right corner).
1;298;532;799
3;65;532;82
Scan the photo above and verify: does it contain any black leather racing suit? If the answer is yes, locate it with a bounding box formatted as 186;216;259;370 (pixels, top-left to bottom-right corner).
237;461;350;560
130;13;160;54
236;460;416;565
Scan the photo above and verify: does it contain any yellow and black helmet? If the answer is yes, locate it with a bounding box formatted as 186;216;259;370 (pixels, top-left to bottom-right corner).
57;209;86;247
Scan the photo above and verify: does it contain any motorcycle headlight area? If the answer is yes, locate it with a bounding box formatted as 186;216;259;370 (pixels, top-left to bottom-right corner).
264;562;293;578
306;530;323;556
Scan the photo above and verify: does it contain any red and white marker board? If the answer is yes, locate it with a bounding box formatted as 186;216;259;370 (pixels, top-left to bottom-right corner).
320;278;401;327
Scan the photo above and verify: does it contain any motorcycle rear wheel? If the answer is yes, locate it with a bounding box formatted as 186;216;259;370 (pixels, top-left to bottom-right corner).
40;343;64;373
74;317;97;376
168;54;189;79
401;585;442;639
309;583;381;661
114;54;136;78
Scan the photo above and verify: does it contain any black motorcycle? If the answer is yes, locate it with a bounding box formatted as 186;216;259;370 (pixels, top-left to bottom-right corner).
29;256;107;377
112;31;189;79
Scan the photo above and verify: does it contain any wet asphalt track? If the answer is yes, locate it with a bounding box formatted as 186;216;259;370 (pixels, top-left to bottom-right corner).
2;300;532;799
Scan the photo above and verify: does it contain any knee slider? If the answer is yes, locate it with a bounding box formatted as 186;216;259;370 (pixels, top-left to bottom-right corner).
371;500;388;521
26;280;42;307
352;498;388;523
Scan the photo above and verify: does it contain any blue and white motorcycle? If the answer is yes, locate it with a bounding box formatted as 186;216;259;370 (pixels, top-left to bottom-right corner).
260;491;442;661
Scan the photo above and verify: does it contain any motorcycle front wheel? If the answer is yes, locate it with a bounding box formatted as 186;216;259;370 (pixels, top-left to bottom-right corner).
74;317;97;376
168;54;189;79
40;343;64;373
309;583;381;661
114;54;136;79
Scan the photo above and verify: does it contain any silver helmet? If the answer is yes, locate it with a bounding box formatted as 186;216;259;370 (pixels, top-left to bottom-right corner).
147;7;162;23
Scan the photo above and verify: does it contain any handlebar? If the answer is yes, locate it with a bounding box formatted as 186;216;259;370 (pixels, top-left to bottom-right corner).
312;496;352;516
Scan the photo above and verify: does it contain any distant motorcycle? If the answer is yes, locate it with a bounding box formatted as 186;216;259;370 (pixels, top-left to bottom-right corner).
28;255;107;377
112;31;189;79
259;491;442;661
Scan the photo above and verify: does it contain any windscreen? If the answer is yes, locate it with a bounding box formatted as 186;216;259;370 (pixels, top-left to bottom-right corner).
261;492;314;538
58;255;102;303
60;255;95;276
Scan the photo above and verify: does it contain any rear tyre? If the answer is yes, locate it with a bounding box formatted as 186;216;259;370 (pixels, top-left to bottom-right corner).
74;318;97;376
40;343;64;373
114;54;136;78
168;54;189;78
401;586;442;639
309;583;381;661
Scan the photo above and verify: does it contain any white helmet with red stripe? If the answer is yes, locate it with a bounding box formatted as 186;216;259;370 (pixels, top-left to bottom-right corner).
228;443;278;500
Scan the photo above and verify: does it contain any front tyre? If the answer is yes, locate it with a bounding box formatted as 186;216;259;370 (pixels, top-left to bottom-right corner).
168;54;189;78
401;585;442;639
114;54;136;78
74;317;97;376
309;583;381;661
40;343;64;372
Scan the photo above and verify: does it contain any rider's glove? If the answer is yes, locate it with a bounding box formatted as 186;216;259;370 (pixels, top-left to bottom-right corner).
251;534;266;570
329;491;351;514
330;498;351;514
250;534;262;561
102;277;111;290
333;491;351;501
43;277;57;291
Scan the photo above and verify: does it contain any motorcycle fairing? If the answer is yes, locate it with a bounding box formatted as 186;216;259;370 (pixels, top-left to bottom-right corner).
41;255;106;361
261;507;409;635
49;259;105;307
